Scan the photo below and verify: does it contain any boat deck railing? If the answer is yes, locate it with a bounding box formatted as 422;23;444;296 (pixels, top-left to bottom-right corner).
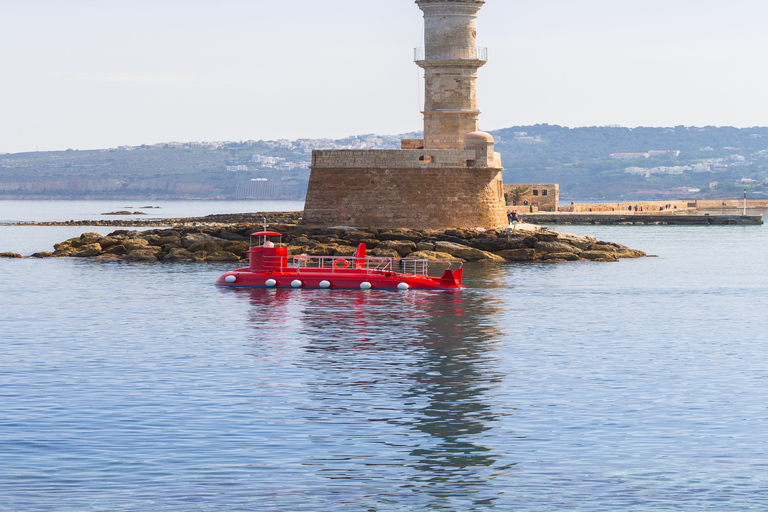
264;254;459;277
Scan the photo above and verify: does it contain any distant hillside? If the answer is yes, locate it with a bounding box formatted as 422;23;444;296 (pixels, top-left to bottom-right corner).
2;127;767;200
491;125;768;200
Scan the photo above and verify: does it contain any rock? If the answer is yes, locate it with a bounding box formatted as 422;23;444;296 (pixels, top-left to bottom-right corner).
161;241;184;251
580;250;618;262
187;240;224;253
311;235;344;244
378;228;423;243
96;236;123;249
420;229;443;239
287;245;310;256
223;241;250;256
55;237;83;250
534;241;582;256
306;243;340;256
476;252;507;262
163;248;194;261
205;251;242;262
533;231;560;242
370;247;400;258
96;253;120;259
104;244;128;256
124;249;158;262
416;242;436;252
291;236;314;246
376;240;417;257
268;223;298;233
155;235;182;247
343;231;376;242
73;243;103;257
444;228;477;240
588;244;619;253
470;237;528;252
542;252;581;261
596;241;631;251
433;241;504;261
216;229;245;241
496;249;536;261
123;239;150;251
616;249;646;258
436;235;467;245
333;246;357;257
406;250;463;261
79;232;103;244
39;221;646;266
181;232;227;248
0;252;22;258
30;251;54;258
359;239;380;249
325;226;360;235
555;232;597;249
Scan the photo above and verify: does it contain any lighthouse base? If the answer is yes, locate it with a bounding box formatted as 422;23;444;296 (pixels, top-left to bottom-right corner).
303;149;507;230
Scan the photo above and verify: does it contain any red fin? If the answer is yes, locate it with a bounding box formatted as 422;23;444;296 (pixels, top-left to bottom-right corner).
354;243;366;269
439;268;462;286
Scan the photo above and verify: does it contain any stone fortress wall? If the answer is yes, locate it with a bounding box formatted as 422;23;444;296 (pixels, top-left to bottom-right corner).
304;140;506;229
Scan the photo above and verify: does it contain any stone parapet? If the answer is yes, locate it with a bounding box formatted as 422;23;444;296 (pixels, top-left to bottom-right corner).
313;149;480;169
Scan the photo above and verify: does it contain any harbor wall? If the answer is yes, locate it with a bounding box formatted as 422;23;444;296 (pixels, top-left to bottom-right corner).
560;199;768;213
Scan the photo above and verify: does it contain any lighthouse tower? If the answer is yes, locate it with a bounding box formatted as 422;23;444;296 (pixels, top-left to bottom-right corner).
416;0;487;150
302;0;506;230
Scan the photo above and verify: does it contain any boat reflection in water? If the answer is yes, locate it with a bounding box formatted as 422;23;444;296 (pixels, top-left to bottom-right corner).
232;281;514;508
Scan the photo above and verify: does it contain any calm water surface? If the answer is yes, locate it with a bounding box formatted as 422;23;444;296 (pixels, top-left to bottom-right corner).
1;201;767;510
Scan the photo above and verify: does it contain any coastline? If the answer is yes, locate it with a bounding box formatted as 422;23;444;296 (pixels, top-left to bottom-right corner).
2;211;647;263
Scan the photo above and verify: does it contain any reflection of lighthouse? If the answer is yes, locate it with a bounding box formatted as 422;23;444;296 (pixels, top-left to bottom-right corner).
416;0;487;150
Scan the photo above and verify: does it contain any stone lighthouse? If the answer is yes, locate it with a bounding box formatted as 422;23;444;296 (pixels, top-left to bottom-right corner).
302;0;506;229
416;0;486;150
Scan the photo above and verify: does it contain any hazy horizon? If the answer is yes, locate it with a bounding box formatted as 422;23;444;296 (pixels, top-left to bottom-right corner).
3;0;768;154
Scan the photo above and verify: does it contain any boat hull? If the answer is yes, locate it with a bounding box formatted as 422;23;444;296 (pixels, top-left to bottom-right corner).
215;267;463;290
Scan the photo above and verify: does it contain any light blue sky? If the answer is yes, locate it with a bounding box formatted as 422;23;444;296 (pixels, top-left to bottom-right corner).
2;0;767;153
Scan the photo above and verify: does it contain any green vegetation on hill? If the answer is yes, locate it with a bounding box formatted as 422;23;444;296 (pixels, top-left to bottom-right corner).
2;127;767;200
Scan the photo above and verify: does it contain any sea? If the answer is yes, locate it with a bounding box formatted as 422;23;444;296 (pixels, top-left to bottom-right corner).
1;200;767;511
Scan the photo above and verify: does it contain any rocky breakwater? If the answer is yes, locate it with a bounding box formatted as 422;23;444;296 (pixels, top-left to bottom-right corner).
35;223;646;263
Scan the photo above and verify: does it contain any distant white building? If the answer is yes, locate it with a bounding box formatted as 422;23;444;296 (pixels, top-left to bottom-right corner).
625;165;690;176
611;152;649;160
647;150;680;157
251;155;285;167
692;163;712;173
226;165;249;172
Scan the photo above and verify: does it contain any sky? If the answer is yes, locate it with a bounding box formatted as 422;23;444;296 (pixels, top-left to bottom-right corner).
2;0;768;153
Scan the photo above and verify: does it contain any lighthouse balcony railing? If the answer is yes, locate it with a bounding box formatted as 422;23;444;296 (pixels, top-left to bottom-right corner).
414;46;487;61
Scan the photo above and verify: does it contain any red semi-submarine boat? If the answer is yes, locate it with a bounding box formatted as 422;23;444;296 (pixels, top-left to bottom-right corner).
215;231;464;290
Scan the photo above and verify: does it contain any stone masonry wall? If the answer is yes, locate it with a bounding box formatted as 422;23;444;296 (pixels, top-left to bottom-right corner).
504;183;559;212
303;163;507;230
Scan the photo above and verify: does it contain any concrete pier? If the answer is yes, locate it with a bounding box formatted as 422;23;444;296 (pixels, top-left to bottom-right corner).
526;213;764;225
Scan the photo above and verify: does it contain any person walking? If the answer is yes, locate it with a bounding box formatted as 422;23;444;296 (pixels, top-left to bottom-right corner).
507;210;521;230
